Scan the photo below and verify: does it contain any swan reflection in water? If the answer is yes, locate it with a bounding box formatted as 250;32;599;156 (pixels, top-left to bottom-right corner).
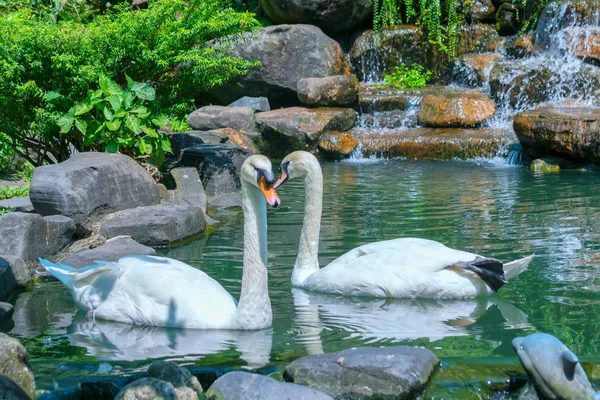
65;315;273;368
291;288;531;354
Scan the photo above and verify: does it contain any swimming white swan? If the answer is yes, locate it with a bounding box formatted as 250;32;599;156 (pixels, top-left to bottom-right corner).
40;155;281;330
273;151;534;298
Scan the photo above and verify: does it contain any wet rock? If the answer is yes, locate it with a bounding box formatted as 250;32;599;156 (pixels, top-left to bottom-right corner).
228;96;270;112
207;371;333;400
506;34;535;58
317;132;358;160
358;85;437;113
148;361;203;396
0;334;35;399
297;75;359;107
454;52;502;86
513;332;598;400
258;0;372;33
209;25;349;108
496;3;522;36
0;213;75;261
530;158;561;173
187;106;255;132
0;302;14;320
488;36;507;52
349;26;425;83
418;92;496;127
30;153;160;236
0;256;31;300
514;107;600;163
208;192;242;209
176;144;250;198
256;107;356;157
535;0;600;51
0;197;33;213
170;167;207;213
0;375;30;400
114;377;176;400
167;131;227;157
212;128;257;153
284;346;438;399
473;0;495;21
562;27;600;65
99;205;205;247
353;127;515;159
456;24;500;56
61;237;156;268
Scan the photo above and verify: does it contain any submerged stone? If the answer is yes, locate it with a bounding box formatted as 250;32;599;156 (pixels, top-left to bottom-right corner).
148;361;203;395
206;371;333;400
114;377;176;400
530;159;561;173
283;346;439;399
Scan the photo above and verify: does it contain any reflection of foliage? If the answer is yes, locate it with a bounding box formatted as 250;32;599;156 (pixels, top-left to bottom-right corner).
16;334;93;361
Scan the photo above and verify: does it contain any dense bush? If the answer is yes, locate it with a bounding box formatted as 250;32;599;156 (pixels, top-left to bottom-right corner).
0;0;261;167
384;63;432;89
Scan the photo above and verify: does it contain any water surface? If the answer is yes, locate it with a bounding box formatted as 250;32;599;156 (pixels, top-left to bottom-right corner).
5;159;600;394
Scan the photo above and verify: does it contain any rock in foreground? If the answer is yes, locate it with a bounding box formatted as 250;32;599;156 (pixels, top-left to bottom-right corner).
209;25;348;107
30;153;159;236
148;361;203;397
284;346;438;399
207;371;333;400
514;107;600;163
99;205;206;247
0;334;35;399
115;377;175;400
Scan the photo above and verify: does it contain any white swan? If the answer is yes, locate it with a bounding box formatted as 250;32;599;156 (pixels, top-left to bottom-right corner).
40;155;281;330
273;151;534;298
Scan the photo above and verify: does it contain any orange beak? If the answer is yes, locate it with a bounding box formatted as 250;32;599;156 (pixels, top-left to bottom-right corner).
273;169;288;190
259;177;280;208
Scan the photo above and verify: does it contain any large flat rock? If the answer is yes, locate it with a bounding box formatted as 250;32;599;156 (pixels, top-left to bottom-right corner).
206;371;333;400
99;205;206;247
30;153;160;236
514;107;600;163
0;213;75;260
284;346;439;399
61;237;156;268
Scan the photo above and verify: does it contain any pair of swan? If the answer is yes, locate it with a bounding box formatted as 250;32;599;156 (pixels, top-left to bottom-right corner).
41;152;533;330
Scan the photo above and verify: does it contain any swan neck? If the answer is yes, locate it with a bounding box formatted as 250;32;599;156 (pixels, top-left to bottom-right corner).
234;180;272;329
293;160;323;286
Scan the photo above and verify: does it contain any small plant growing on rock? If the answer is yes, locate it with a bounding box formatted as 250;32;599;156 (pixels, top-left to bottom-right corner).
0;185;29;200
56;75;172;167
384;63;432;89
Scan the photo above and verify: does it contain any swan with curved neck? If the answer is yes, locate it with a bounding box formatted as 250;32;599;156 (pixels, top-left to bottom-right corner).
274;151;533;298
40;155;280;330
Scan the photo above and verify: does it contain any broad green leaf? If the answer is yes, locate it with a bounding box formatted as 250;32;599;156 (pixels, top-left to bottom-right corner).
74;100;93;116
125;74;135;89
123;91;135;109
43;90;61;102
83;130;99;147
152;116;168;128
125;114;140;134
129;106;148;114
106;141;119;153
99;74;110;94
139;138;152;155
106;79;123;96
74;118;87;135
153;149;165;168
131;82;155;101
91;89;103;100
161;137;172;153
57;115;74;134
94;122;105;134
116;137;128;144
141;126;158;138
106;119;122;131
106;95;121;111
103;106;114;121
114;109;127;118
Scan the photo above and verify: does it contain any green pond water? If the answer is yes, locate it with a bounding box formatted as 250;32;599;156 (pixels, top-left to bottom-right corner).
3;158;600;397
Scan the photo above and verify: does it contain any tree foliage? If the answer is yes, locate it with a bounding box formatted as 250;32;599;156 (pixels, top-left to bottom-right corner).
0;0;261;167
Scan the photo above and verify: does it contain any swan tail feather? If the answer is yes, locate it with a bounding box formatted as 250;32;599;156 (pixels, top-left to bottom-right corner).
39;259;77;285
503;255;534;281
454;257;508;292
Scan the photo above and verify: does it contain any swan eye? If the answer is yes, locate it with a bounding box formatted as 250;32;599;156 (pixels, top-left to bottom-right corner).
279;161;290;174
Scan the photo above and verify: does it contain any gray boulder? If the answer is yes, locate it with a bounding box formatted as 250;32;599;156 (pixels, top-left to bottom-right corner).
187;106;256;132
0;197;33;213
228;96;271;112
258;0;373;33
0;334;35;399
170;167;207;213
209;25;349;108
0;213;75;261
0;256;31;300
61;237;156;268
0;375;31;400
297;75;359;107
283;346;439;399
168;131;227;156
114;377;176;400
30;152;160;236
0;302;14;320
148;361;203;396
206;371;333;400
99;205;206;247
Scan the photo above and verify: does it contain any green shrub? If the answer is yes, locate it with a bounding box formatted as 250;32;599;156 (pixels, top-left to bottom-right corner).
384;63;432;89
56;74;172;167
0;185;30;200
0;0;261;166
0;207;14;216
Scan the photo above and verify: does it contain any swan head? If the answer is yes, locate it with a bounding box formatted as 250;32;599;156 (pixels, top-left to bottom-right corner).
274;151;319;189
242;155;280;208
